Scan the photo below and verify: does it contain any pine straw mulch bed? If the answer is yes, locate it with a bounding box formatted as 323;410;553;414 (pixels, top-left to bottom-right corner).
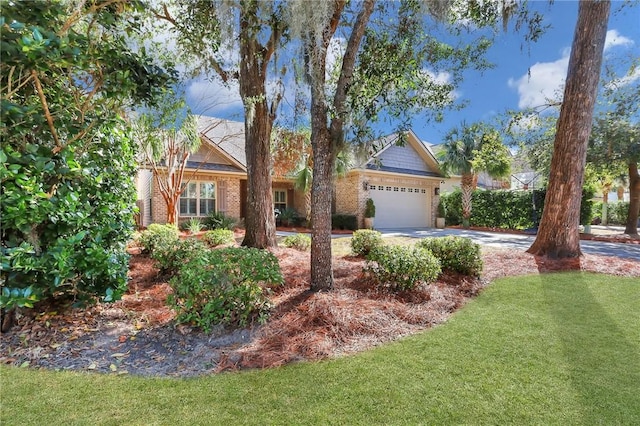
1;247;639;377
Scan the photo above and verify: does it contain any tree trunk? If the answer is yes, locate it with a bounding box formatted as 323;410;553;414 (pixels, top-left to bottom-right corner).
310;125;335;291
528;0;610;258
239;1;276;249
461;173;474;227
625;162;639;235
602;184;610;225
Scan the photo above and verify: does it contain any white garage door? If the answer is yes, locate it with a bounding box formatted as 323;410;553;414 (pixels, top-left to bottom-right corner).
369;184;430;228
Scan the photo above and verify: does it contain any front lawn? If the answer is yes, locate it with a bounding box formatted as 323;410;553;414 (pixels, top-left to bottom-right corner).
2;272;638;425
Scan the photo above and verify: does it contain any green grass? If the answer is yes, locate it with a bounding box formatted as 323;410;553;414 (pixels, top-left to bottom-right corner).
2;272;639;425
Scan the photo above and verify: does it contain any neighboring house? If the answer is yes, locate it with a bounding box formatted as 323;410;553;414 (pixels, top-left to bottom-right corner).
136;116;445;229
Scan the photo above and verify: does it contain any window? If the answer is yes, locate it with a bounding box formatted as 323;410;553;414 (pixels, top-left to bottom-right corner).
274;190;287;212
180;181;216;217
400;187;406;192
200;182;216;215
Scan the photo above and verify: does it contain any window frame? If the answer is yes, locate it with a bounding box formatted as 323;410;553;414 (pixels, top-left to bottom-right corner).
273;189;287;212
179;180;217;217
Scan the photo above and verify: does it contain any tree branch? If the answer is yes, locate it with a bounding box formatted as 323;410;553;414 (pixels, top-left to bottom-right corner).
31;70;62;152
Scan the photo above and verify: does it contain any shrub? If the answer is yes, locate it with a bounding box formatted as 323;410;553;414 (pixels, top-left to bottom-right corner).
168;248;284;331
203;229;236;247
282;233;311;251
366;245;441;291
1;120;138;310
203;211;236;230
152;238;208;276
331;214;358;231
186;218;204;234
277;208;299;227
364;198;376;218
138;224;180;254
437;198;447;218
417;236;483;276
351;229;384;257
608;201;629;225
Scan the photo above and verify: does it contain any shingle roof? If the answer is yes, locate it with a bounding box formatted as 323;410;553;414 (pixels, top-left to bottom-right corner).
197;116;247;168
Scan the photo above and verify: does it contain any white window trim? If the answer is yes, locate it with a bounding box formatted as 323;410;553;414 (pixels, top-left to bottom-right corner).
179;181;217;217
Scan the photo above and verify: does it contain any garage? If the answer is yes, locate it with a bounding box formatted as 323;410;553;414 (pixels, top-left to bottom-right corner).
369;184;430;228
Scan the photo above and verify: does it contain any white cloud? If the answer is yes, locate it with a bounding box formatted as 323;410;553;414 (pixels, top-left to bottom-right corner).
606;66;640;90
508;49;569;109
186;78;243;118
605;29;634;51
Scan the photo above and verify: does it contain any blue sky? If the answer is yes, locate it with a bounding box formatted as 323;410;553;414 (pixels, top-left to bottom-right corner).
182;1;639;146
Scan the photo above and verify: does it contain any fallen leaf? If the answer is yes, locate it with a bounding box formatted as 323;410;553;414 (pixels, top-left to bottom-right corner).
20;361;30;368
109;364;117;372
118;335;127;343
87;362;97;370
111;352;129;358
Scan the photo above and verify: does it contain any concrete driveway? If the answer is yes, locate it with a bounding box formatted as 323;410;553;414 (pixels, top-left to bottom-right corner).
376;228;640;261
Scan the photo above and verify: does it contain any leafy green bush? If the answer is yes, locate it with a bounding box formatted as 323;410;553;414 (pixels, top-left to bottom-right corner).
168;248;284;331
417;236;483;276
139;224;179;254
331;214;358;231
282;233;311;251
364;198;376;218
203;229;236;247
152;238;208;276
1;121;138;310
440;188;594;230
186;218;204;233
203;211;236;230
366;245;441;291
351;229;384;257
608;201;629;225
277;208;299;227
0;2;172;313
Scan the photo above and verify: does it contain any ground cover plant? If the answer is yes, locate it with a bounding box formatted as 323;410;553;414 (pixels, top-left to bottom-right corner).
2;272;638;425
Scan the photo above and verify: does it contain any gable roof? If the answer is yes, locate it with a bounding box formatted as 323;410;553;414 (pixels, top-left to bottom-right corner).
197;116;247;170
195;116;443;178
364;130;444;177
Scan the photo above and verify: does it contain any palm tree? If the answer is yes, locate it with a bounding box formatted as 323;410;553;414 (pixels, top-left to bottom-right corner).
439;132;476;228
294;149;352;226
439;122;511;228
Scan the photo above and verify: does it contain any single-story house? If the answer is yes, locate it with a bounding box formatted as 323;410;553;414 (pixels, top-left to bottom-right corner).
136;116;446;229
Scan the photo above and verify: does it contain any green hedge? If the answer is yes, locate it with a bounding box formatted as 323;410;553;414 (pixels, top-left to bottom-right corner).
332;214;358;231
440;188;594;229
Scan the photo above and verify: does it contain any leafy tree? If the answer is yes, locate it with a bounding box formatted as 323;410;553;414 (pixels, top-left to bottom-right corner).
152;1;287;248
272;127;313;222
587;118;640;234
289;0;542;290
528;0;611;258
440;122;511;227
133;111;201;225
1;1;173;324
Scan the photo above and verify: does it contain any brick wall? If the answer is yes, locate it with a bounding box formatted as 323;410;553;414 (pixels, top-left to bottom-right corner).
149;172;242;224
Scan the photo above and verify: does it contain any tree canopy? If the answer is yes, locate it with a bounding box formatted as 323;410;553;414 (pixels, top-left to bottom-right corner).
1;1;174;317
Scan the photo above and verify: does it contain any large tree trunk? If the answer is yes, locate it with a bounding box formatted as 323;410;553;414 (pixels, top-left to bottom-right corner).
528;0;610;258
239;1;276;249
310;125;335;291
625;162;639;235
